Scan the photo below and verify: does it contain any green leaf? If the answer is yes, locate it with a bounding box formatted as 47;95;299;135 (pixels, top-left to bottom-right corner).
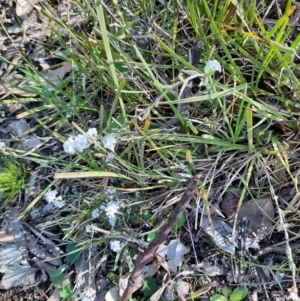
49;269;63;288
106;114;127;134
123;246;134;271
60;286;73;299
114;62;129;73
210;294;227;301
66;244;82;265
222;287;229;298
106;272;118;281
147;230;158;242
190;291;198;300
142;211;152;221
172;212;186;233
229;287;248;301
141;277;158;297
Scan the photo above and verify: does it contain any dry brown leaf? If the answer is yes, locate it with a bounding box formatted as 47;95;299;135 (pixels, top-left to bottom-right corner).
201;215;236;255
27;26;51;41
2;209;62;266
16;0;39;20
163;282;176;301
220;190;240;217
0;63;73;97
118;264;157;297
39;63;73;88
0;263;36;289
105;286;119;301
163;280;190;301
143;264;157;278
0;244;22;272
0;230;15;243
237;196;274;242
156;239;188;273
175;280;189;295
118;277;128;297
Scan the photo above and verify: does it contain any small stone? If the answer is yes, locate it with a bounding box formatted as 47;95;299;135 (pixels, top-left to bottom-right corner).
7;119;30;136
21;136;41;150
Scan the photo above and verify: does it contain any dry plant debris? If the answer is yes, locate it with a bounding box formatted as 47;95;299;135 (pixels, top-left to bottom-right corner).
0;0;300;300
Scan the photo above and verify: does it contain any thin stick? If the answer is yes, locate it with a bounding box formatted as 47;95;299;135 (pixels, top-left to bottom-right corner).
264;162;299;300
119;174;201;301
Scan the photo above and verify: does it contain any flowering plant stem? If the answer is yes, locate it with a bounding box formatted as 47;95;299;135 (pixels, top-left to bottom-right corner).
120;174;202;301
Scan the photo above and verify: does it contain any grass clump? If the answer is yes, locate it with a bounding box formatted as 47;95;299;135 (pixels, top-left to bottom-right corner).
0;156;26;205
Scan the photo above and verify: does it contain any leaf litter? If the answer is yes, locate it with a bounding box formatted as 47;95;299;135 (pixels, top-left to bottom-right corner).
0;0;300;300
156;239;188;273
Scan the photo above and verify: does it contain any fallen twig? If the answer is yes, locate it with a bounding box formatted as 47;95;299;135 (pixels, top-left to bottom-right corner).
119;174;202;301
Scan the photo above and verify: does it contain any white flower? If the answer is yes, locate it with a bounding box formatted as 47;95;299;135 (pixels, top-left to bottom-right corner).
44;190;59;203
63;129;98;155
52;195;65;208
63;137;76;154
0;141;5;150
102;134;117;152
108;215;117;227
91;208;100;218
44;190;65;208
79;287;96;301
204;60;222;73
86;128;98;141
110;240;122;253
105;188;116;199
74;134;89;152
100;200;121;226
106;152;114;163
275;271;284;281
85;225;92;233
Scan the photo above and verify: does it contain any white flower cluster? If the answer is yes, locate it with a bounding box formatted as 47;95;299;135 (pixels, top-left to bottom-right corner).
0;141;5;151
102;134;117;163
44;190;65;208
105;188;116;198
63;129;117;160
91;208;100;219
204;60;222;74
102;134;117;152
110;240;122;253
100;200;121;226
199;59;222;89
63;128;98;155
91;188;121;226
